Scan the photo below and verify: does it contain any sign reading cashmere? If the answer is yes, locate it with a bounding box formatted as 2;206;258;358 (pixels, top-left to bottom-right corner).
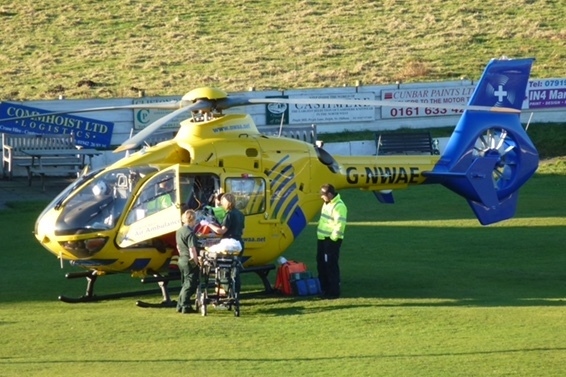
287;93;375;124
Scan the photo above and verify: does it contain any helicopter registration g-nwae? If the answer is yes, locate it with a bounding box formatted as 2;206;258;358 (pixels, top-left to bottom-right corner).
1;58;538;303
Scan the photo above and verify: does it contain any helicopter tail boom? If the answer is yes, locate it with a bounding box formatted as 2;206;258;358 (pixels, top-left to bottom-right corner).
423;57;538;225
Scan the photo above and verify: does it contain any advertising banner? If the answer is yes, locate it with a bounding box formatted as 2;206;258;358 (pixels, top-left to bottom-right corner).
381;86;476;119
265;96;290;125
0;102;114;148
133;96;183;130
527;79;566;109
286;93;375;124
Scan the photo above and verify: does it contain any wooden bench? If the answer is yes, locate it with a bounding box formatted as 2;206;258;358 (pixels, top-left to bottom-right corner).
21;148;102;191
2;133;78;179
257;124;318;144
1;133;101;191
375;131;440;155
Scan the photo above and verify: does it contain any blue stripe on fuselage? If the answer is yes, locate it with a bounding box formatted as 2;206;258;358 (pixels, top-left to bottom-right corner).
286;205;307;239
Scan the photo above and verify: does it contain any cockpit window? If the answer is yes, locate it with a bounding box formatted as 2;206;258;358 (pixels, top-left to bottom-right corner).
225;177;266;215
124;173;177;225
54;167;158;235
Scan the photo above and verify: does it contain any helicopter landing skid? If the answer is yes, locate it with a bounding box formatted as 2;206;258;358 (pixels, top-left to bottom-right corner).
136;273;181;308
135;300;177;308
57;270;178;304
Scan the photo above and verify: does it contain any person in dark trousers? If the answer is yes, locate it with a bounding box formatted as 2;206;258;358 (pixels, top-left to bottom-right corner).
316;184;347;299
176;209;200;314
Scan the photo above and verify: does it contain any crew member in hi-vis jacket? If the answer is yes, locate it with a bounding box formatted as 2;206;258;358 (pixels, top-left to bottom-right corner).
316;183;347;299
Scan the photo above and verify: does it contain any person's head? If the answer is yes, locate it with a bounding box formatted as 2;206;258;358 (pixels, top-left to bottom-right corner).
158;178;172;193
221;193;236;210
214;192;224;207
320;184;336;203
181;209;197;226
92;181;109;197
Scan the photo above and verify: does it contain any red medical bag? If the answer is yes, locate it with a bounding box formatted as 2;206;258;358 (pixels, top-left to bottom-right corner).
274;261;308;296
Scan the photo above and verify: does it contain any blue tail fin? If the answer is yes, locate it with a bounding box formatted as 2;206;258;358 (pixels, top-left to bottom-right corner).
468;58;533;111
424;58;538;225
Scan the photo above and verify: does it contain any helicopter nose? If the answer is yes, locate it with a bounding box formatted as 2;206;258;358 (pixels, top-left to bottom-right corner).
59;236;109;258
35;206;109;259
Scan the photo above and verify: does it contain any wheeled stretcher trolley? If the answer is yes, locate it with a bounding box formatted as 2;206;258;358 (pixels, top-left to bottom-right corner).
195;249;242;317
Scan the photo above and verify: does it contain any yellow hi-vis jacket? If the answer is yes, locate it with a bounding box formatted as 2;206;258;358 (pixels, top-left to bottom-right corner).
317;194;347;241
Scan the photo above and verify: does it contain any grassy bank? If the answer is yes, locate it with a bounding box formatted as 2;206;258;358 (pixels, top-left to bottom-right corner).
1;1;565;100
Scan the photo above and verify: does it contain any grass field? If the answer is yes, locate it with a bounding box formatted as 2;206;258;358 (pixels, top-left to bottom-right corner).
1;1;565;375
0;168;564;376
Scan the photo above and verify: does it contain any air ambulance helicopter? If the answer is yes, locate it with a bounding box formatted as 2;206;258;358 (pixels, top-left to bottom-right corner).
1;57;539;304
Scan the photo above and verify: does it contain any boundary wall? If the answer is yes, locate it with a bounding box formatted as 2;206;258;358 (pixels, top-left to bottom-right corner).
2;78;565;173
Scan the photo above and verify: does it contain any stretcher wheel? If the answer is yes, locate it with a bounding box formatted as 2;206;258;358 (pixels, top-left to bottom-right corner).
195;285;207;316
233;299;240;317
200;299;207;316
228;286;240;317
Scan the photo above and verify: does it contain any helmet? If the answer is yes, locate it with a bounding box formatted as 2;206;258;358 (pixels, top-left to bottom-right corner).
92;181;108;197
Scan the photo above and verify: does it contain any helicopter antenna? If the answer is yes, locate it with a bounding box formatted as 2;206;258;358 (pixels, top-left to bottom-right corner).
525;112;534;132
278;112;285;137
125;128;134;158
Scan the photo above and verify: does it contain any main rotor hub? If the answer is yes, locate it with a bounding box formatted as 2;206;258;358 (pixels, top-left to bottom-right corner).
182;87;228;102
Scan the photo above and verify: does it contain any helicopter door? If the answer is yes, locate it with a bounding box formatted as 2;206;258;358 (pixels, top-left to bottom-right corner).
223;176;270;262
117;166;181;248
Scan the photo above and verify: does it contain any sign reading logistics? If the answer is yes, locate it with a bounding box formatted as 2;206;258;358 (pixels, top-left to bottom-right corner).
0;102;114;148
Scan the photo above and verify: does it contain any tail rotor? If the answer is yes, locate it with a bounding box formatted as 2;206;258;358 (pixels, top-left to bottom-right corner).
424;58;538;225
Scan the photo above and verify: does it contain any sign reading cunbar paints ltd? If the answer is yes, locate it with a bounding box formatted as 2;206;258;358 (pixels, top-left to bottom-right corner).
381;85;477;119
0;102;114;148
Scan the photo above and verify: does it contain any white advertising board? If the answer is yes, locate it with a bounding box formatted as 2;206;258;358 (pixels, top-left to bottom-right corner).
133;96;183;130
288;93;376;124
381;86;476;119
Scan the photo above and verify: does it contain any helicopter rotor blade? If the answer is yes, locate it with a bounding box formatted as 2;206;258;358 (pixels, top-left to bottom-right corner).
247;97;520;114
114;100;212;153
114;107;188;153
0;101;182;123
214;97;258;110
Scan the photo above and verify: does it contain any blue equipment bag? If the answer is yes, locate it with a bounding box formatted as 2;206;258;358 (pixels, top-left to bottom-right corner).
293;276;322;296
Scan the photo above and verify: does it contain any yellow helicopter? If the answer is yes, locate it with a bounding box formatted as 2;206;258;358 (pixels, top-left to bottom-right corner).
1;57;539;304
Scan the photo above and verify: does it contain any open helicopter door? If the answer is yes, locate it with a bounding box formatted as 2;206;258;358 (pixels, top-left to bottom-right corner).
116;166;182;248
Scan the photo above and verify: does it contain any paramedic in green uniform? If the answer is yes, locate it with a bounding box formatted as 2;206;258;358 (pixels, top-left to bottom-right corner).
146;179;174;214
176;209;200;314
317;183;347;299
202;193;245;294
204;193;245;255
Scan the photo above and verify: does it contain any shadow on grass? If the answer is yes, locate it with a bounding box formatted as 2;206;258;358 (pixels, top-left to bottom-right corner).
4;345;566;364
1;178;564;309
251;296;565;317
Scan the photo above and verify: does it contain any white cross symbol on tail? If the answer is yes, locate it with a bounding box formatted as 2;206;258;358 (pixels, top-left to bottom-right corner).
494;85;508;102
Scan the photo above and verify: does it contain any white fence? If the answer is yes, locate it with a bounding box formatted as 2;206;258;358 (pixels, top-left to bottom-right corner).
2;77;565;148
2;77;563;176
